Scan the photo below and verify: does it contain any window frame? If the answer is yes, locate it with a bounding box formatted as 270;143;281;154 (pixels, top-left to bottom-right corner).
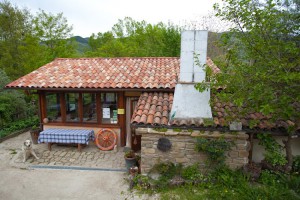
101;92;118;125
44;92;63;123
82;93;98;123
42;91;120;126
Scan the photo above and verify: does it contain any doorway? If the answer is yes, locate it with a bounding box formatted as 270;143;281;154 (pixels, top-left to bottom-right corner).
125;97;140;151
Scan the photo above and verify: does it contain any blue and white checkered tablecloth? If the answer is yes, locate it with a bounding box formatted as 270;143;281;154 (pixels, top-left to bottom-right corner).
38;129;95;144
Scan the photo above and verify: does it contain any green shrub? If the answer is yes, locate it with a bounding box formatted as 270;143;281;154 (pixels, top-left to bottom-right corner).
293;155;300;173
259;170;281;187
133;164;300;199
210;165;249;189
234;183;299;200
280;174;300;195
195;137;233;165
257;133;287;167
0;116;39;138
151;162;182;180
181;163;203;181
132;174;151;190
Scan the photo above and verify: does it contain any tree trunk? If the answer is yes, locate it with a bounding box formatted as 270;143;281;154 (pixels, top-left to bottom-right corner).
282;134;293;172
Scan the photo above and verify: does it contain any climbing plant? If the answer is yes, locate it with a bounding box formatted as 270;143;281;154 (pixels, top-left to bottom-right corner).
195;137;233;166
257;133;287;167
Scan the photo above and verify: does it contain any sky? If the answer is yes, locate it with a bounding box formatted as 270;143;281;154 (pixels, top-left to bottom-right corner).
8;0;221;37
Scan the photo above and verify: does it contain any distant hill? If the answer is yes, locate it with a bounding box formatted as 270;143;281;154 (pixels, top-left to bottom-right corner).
73;36;89;44
72;36;91;54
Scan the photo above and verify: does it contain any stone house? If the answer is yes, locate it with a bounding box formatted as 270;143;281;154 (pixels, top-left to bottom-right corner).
6;30;300;173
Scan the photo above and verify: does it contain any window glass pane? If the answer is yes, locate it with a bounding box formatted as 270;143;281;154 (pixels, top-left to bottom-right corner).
82;93;97;122
101;93;118;124
46;93;62;122
65;93;79;122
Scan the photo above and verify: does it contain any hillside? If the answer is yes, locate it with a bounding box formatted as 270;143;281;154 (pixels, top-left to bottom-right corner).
72;36;91;54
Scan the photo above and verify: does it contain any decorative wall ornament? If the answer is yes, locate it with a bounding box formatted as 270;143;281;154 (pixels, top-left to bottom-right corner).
157;137;172;152
43;118;49;123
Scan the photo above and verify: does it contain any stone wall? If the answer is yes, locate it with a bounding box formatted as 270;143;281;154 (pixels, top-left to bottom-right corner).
136;128;250;174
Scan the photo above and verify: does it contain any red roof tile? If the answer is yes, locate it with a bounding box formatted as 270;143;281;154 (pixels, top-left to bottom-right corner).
6;57;180;89
131;92;174;125
6;57;217;90
206;57;220;74
131;92;300;132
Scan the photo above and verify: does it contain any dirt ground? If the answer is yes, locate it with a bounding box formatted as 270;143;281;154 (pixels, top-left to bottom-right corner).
0;132;153;200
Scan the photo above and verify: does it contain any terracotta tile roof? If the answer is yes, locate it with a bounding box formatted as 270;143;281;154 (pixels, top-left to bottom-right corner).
5;57;180;89
6;57;218;90
131;92;300;132
131;92;173;126
206;57;220;74
211;97;300;131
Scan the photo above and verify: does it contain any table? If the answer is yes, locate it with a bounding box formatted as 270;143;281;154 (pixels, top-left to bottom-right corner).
38;128;95;151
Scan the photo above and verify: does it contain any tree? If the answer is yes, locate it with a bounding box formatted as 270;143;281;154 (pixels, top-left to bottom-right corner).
197;0;300;170
0;2;75;129
0;69;29;128
0;0;35;79
33;9;77;60
0;2;76;79
85;17;181;57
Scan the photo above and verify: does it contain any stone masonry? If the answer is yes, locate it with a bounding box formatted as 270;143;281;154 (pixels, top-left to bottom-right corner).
136;128;250;174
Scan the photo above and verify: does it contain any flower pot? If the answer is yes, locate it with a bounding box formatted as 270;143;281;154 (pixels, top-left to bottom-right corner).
125;157;137;171
30;129;40;144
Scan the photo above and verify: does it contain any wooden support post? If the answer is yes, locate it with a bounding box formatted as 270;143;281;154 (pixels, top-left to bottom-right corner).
48;143;53;151
248;133;254;164
118;92;126;146
78;144;82;152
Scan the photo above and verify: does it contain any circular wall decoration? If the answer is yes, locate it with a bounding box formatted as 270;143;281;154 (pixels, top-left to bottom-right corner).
157;137;172;152
95;128;117;151
43;118;49;123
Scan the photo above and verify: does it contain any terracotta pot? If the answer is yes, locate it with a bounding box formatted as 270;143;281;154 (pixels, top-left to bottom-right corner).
30;129;40;144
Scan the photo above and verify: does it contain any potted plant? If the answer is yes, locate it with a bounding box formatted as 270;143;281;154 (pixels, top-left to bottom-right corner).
124;150;137;171
30;124;41;144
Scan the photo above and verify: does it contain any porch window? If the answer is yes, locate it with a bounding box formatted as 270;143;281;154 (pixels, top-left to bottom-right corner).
65;93;79;122
101;93;118;124
45;93;62;122
82;93;97;122
42;92;120;125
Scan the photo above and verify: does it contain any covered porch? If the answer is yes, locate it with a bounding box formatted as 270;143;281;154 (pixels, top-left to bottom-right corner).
9;130;126;170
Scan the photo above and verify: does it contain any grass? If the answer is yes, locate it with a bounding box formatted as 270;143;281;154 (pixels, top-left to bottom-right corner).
131;163;300;200
9;149;17;154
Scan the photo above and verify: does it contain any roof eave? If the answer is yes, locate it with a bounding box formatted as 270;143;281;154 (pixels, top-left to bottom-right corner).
4;86;175;92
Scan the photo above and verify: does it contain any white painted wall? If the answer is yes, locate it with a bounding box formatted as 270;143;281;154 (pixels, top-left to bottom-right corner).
171;30;212;119
252;137;300;162
179;30;208;83
171;84;212;118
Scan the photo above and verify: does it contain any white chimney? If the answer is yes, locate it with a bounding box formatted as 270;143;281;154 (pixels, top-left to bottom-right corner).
170;30;212;120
